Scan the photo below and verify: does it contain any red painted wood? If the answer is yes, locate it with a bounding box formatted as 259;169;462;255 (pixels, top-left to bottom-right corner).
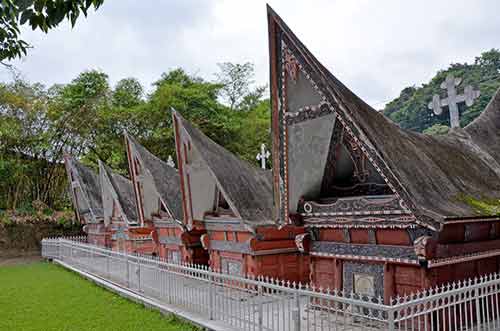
375;229;411;246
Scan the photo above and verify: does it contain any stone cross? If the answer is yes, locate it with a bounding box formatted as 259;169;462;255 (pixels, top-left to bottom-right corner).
256;143;271;170
428;74;480;128
166;155;175;168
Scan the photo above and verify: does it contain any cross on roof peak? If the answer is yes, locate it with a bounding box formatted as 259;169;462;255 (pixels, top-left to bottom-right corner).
256;143;270;170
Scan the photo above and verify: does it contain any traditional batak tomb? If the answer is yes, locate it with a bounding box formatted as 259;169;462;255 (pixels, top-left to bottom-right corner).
64;155;107;246
267;7;500;303
125;134;208;264
98;160;157;254
172;110;309;281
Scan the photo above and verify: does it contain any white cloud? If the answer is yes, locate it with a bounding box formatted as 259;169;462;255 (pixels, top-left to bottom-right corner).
2;0;499;107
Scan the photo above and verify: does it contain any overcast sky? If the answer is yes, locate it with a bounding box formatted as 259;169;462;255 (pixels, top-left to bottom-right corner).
2;0;500;108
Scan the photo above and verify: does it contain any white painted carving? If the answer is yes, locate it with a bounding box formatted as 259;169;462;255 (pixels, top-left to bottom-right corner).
256;143;271;169
166;155;175;168
428;74;480;128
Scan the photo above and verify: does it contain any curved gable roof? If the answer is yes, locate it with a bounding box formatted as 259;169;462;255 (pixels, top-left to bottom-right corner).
125;134;183;221
268;6;500;227
173;111;275;226
99;161;138;225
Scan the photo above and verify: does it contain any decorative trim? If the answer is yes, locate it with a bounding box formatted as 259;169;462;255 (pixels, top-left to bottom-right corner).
300;195;407;217
210;240;252;254
306;223;417;229
428;248;500;268
158;236;182;246
304;215;416;227
284;101;334;125
311;241;418;264
310;251;419;266
253;247;299;256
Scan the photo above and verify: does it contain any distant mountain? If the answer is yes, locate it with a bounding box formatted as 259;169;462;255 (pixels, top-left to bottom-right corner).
382;49;500;134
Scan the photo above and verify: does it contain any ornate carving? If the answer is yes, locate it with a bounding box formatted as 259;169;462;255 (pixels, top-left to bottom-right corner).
284;102;334;125
413;236;436;260
343;131;369;183
312;241;418;260
295;233;311;253
299;195;405;217
284;49;299;83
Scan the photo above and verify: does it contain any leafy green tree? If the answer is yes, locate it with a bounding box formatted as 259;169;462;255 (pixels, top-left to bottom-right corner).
112;78;143;108
0;0;105;61
215;62;267;111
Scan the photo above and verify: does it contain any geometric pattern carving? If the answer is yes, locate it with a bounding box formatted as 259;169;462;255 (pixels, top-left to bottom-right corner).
300;195;406;217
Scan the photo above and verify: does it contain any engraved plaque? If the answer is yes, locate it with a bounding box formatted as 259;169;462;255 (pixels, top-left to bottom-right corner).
221;258;242;276
354;273;375;297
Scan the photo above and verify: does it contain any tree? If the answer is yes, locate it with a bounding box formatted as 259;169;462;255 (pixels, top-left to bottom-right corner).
0;0;105;61
215;62;267;111
112;78;143;108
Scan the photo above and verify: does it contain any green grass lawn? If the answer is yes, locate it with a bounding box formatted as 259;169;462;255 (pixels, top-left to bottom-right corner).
0;262;199;331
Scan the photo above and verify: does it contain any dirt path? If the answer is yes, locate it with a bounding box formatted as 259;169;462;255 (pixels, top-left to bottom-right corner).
0;251;43;266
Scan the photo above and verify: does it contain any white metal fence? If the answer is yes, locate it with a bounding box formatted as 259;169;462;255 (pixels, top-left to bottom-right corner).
41;237;500;331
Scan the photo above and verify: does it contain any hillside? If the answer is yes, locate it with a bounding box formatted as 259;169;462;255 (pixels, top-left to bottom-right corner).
382;49;500;134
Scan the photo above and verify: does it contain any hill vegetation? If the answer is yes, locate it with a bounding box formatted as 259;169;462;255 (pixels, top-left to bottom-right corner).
382;49;500;134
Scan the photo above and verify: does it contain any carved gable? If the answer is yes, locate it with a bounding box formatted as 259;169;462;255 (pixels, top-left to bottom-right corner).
268;9;418;227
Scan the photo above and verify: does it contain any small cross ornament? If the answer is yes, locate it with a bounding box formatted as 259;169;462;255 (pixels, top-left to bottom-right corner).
428;74;480;128
256;143;271;170
166;155;175;168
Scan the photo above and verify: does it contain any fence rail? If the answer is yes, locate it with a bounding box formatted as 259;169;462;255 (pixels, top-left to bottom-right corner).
41;237;500;331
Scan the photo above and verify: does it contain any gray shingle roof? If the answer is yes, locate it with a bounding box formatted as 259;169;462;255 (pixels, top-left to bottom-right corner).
174;111;275;227
99;161;138;224
67;156;103;220
125;134;183;221
268;6;500;227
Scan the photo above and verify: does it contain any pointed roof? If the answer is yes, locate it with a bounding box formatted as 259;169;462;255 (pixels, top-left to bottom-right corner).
173;111;275;226
268;6;500;227
64;155;103;222
99;161;138;225
125;133;183;221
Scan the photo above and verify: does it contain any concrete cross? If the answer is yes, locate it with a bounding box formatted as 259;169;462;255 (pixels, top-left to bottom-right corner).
428;74;480;128
256;143;271;170
166;155;175;168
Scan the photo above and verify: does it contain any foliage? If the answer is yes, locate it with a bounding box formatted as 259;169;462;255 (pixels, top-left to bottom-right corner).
383;49;500;132
0;263;199;331
215;62;267;111
0;0;105;61
459;195;500;216
422;123;450;135
0;64;270;210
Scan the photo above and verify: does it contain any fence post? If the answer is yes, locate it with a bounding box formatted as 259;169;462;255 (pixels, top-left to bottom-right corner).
126;255;130;288
106;250;110;278
209;272;215;320
138;258;142;293
258;284;264;331
387;306;395;331
69;240;72;262
475;285;482;331
293;290;301;331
